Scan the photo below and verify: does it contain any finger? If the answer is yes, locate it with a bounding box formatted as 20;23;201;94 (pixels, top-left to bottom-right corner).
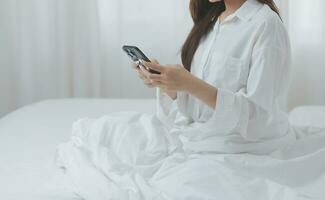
148;74;165;82
150;80;164;88
143;81;155;88
142;62;165;73
144;79;152;85
139;65;152;78
137;71;146;80
137;68;146;78
144;78;162;86
137;67;146;75
150;58;159;64
144;80;157;88
132;61;140;69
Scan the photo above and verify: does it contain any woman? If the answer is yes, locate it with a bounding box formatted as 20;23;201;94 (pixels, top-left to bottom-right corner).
57;0;325;199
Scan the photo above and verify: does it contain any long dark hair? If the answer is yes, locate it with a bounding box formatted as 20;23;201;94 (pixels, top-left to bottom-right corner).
181;0;281;71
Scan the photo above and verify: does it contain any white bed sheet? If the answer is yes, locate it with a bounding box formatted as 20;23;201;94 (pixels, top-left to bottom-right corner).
0;99;156;200
0;99;324;200
289;106;325;128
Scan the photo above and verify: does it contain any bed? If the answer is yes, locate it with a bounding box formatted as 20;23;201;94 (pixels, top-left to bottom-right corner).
0;99;324;200
0;99;156;200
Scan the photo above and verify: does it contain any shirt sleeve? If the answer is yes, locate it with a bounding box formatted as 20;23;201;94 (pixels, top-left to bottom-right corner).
156;88;192;128
205;19;291;141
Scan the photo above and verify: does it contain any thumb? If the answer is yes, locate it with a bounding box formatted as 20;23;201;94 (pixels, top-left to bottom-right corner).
150;58;159;64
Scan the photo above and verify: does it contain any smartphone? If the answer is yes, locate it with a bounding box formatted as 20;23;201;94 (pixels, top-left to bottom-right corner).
122;45;160;74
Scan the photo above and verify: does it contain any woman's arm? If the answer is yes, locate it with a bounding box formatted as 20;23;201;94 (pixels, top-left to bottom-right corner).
185;75;218;109
143;62;218;109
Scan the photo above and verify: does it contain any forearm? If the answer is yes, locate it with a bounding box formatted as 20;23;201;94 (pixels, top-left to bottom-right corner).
185;75;218;109
142;62;216;106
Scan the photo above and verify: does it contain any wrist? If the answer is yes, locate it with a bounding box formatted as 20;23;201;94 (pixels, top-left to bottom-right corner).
168;91;177;100
171;93;177;100
184;73;198;94
163;89;177;100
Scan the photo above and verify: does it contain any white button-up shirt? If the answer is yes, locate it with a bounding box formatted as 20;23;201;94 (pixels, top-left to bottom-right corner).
156;0;295;154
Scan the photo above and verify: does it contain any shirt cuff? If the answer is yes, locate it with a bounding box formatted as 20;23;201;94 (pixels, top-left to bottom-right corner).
206;88;240;133
156;88;177;127
176;91;189;117
157;88;177;115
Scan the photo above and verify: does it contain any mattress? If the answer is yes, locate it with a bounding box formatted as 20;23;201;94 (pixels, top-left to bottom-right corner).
0;99;156;200
0;99;324;200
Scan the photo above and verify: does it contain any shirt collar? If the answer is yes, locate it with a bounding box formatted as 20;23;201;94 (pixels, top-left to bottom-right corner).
217;0;263;24
235;0;263;21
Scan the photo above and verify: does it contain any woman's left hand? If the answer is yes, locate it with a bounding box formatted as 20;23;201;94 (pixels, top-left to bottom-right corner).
142;62;193;92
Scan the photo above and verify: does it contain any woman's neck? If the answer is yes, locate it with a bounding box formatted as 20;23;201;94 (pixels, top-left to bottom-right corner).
223;0;247;14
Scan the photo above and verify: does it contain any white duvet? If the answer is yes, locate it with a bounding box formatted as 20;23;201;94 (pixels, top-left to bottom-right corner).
56;111;325;200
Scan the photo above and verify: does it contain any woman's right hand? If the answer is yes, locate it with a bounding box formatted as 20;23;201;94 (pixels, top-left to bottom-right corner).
132;59;177;100
132;60;155;88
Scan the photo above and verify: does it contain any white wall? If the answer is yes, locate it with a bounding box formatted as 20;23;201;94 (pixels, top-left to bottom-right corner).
286;0;325;109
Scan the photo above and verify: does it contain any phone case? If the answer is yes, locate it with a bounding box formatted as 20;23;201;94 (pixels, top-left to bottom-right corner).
122;45;160;74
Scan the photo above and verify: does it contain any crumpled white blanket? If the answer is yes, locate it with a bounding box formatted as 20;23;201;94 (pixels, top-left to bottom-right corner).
56;112;325;200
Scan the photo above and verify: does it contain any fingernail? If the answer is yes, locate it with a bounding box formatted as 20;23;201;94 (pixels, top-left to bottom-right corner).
139;65;145;71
